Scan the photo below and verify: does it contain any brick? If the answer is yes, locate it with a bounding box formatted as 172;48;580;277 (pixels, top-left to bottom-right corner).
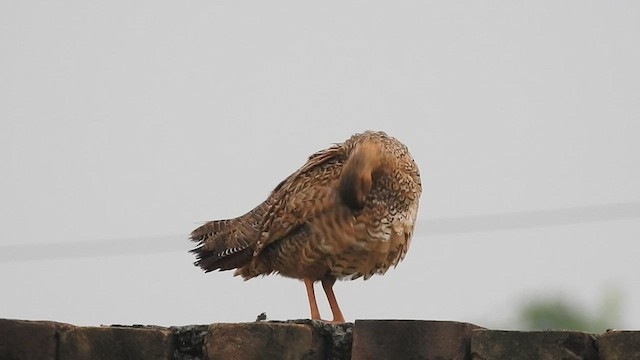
171;324;209;360
302;320;353;360
204;322;324;360
599;330;640;360
277;320;353;360
58;325;173;360
351;320;482;360
471;329;598;360
0;318;73;360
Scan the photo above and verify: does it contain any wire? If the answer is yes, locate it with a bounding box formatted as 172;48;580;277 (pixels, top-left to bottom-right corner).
1;201;638;263
422;201;640;235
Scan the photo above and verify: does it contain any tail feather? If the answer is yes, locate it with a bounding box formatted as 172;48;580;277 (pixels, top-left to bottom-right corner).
190;202;268;272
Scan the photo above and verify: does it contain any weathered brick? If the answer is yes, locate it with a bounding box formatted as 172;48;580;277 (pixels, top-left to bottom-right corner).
171;324;209;360
351;320;482;360
0;318;73;360
471;329;598;360
58;325;173;360
274;320;353;360
204;322;324;360
599;330;640;360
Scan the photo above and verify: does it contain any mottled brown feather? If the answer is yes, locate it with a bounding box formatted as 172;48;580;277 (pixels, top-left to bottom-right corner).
190;130;422;283
190;201;269;272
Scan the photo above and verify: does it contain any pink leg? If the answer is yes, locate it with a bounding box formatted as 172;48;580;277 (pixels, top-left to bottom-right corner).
304;278;321;320
322;277;345;323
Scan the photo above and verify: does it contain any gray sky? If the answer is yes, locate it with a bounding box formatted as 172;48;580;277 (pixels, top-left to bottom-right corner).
1;1;639;328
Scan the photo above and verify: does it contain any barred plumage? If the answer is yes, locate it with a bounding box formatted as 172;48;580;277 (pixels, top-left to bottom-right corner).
190;130;422;322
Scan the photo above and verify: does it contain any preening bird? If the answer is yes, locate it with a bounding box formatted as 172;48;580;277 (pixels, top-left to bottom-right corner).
190;131;422;323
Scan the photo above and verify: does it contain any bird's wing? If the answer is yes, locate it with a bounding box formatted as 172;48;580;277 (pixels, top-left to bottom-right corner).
254;144;345;255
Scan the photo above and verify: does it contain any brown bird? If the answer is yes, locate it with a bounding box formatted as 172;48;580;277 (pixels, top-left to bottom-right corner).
190;131;422;323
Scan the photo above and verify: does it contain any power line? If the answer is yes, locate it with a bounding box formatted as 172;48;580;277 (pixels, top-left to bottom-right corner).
0;235;185;263
1;201;639;263
422;201;640;235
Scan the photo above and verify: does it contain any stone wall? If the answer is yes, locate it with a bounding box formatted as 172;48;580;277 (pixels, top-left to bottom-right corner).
1;318;638;359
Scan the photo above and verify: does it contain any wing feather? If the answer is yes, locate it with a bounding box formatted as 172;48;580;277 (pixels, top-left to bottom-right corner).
254;145;345;255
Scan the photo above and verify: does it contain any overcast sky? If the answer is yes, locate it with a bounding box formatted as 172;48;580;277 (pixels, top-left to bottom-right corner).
1;1;639;329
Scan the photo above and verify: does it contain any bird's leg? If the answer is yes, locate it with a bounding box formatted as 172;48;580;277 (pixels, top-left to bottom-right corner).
321;277;345;323
304;278;321;321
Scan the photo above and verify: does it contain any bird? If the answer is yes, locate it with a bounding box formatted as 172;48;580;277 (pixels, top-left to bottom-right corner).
190;130;422;323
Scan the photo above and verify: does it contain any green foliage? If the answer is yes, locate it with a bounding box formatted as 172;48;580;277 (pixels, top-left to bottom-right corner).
518;290;622;333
